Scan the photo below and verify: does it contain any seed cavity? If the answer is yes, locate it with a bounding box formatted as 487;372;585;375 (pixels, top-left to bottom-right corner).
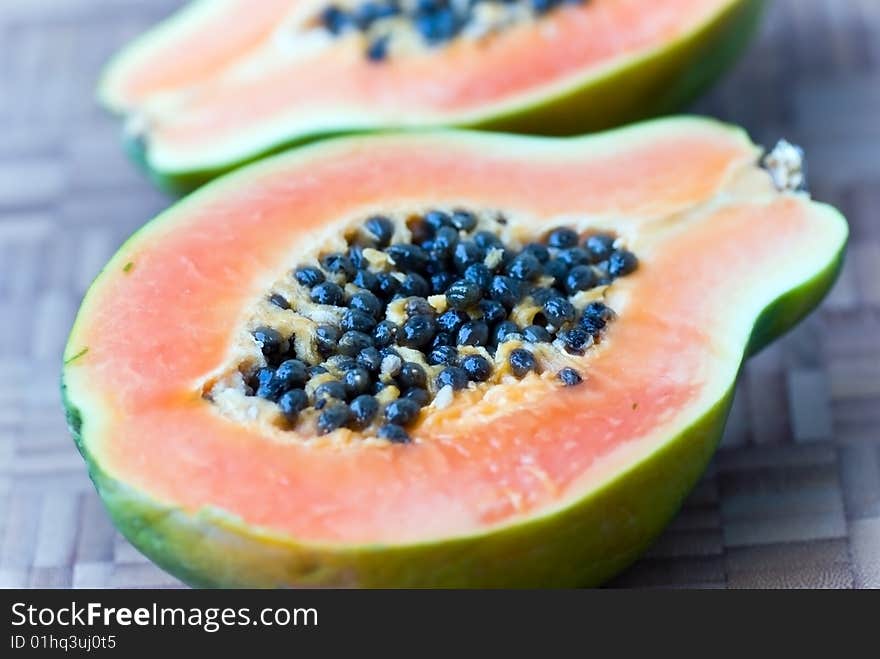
316;0;591;61
208;207;637;445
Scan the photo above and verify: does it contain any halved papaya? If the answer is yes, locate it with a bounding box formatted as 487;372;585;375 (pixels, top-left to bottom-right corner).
99;0;764;192
62;118;846;588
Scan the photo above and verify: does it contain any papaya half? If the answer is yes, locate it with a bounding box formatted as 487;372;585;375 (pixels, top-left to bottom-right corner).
99;0;764;193
63;118;846;588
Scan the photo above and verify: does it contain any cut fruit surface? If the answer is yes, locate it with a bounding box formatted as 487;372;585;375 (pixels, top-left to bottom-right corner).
63;118;846;587
99;0;764;192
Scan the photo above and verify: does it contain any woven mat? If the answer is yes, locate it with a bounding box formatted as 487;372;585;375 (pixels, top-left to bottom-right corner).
0;0;878;589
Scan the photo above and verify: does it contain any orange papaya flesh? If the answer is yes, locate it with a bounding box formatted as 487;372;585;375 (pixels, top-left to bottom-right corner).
99;0;764;192
62;118;846;587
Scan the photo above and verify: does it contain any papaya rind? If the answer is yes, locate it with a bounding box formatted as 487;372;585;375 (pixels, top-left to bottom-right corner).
111;0;764;195
61;125;848;588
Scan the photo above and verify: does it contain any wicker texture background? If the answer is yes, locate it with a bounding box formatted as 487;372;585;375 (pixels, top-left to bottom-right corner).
0;0;877;588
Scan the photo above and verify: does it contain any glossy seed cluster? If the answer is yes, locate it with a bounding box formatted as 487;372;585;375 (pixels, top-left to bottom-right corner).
241;209;637;443
319;0;589;61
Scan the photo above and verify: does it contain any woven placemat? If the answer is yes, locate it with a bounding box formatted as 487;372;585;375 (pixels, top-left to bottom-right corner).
0;0;877;588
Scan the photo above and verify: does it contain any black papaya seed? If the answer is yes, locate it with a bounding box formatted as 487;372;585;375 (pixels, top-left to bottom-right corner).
546;227;578;248
343;366;371;397
508;348;537;378
378;423;411;443
557;368;583;387
398;314;436;349
268;293;290;309
446;279;482;310
350;291;383;319
565;265;596;294
542;296;575;328
278;389;309;422
349;395;379;430
607;249;639;277
365;215;394;246
294;265;325;288
397;361;427;389
317;402;351;434
384;398;421;427
314;380;347;401
437;309;469;334
315;325;341;356
584;234;615;262
404;387;431;408
450;209;477;231
310;281;345;306
461;354;492;382
464;263;493;292
372;320;398;348
386;243;429;272
341;308;377;333
457;320;488;347
356;346;382;373
253;327;284;357
320;252;356;281
338;330;374;356
522;324;552;343
429;345;459;367
492;320;520;345
398;272;431;298
274;359;309;388
436;366;468;391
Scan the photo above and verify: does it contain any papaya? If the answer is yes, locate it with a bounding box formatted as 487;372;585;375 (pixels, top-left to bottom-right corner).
99;0;764;193
62;118;847;588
